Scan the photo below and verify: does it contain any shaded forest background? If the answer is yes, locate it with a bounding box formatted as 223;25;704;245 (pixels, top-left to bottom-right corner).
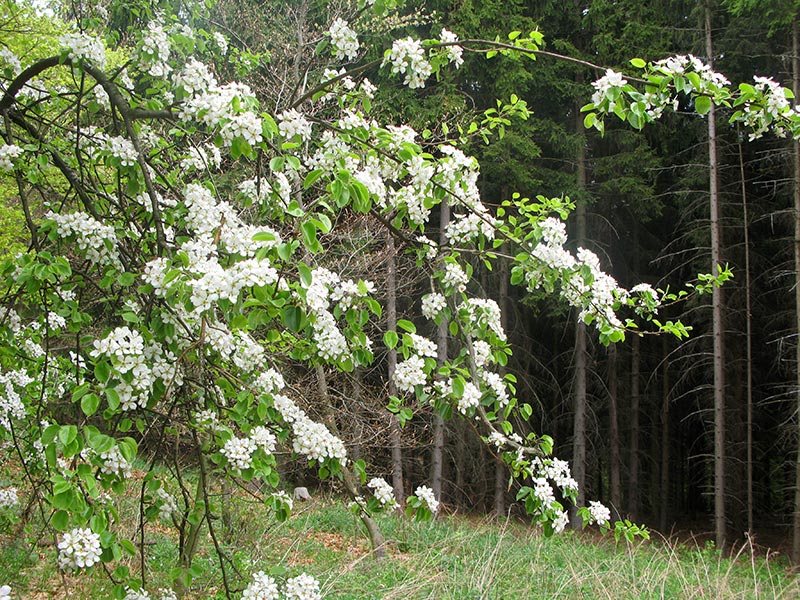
273;0;800;552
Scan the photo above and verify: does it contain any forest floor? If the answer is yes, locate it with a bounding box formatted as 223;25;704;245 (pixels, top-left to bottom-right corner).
4;485;800;600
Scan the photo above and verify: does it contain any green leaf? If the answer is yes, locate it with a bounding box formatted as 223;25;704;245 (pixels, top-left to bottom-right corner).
94;361;111;384
383;330;398;349
81;393;100;417
253;231;276;242
630;58;646;69
301;221;322;253
694;95;711;116
282;306;304;332
52;509;70;531
397;319;416;333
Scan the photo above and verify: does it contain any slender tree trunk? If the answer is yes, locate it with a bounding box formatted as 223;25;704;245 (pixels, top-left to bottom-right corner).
494;254;509;518
706;5;727;549
431;200;450;505
315;365;385;557
738;142;753;534
629;334;641;520
385;231;405;508
571;105;588;527
791;15;800;563
659;337;671;533
608;343;621;515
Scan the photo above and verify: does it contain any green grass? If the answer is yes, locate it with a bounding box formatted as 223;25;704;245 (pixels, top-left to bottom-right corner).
3;493;798;599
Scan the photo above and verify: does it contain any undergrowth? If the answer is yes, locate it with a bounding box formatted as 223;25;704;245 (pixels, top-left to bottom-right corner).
2;488;797;599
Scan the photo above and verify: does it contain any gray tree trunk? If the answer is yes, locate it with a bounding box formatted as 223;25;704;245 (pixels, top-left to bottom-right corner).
608;343;621;514
431;200;450;505
659;337;670;533
571;106;588;527
792;16;800;563
706;5;727;550
629;334;641;520
385;230;405;508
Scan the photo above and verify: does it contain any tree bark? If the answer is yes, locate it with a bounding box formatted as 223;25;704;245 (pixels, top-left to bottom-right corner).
494;254;509;518
571;103;588;527
659;337;670;533
385;230;405;508
431;200;450;505
608;343;621;515
315;365;385;557
738;141;753;535
791;15;800;563
706;4;727;550
629;334;641;520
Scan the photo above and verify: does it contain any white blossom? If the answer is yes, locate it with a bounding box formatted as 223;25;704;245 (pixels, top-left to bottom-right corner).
384;37;432;89
439;29;463;68
411;485;439;514
457;381;481;414
57;527;102;571
588;500;611;526
221;436;257;472
393;355;427;392
328;18;359;61
243;571;279;600
60;32;106;69
0;487;19;509
367;477;397;508
0;144;24;171
284;573;321;600
278;109;313;142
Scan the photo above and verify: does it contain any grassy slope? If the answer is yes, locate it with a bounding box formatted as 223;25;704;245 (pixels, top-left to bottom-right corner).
4;495;799;599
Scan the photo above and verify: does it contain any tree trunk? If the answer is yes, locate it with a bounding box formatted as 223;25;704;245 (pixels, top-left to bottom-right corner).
659;337;670;533
315;365;385;557
385;230;405;508
791;15;800;563
571;104;588;527
629;334;641;520
738;141;753;535
706;4;727;549
608;343;621;515
494;254;509;518
431;200;450;505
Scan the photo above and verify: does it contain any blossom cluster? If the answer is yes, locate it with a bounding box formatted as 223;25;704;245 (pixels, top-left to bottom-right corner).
0;48;21;76
301;268;373;364
0;486;19;509
60;32;106;69
221;435;258;472
243;571;321;600
140;22;172;77
421;293;447;320
367;477;397;508
328;18;359;61
105;136;138;167
0;144;23;171
0;369;33;429
271;391;347;466
735;75;797;140
100;445;132;478
524;217;632;332
57;527;102;571
588;500;611;526
439;29;464;68
155;487;178;521
384;37;432;89
411;485;439;514
90;326;182;411
45;211;122;269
